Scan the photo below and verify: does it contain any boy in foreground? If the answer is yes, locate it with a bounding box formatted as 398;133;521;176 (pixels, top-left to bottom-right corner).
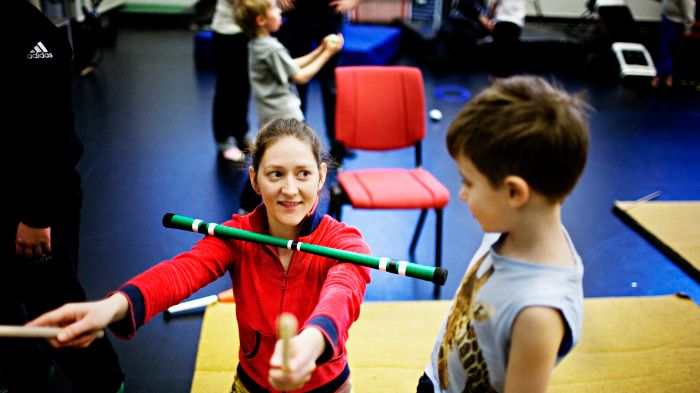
419;75;591;393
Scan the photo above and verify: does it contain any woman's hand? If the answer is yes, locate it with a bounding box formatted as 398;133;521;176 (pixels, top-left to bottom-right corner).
268;327;326;391
330;0;359;14
26;293;129;348
278;0;295;11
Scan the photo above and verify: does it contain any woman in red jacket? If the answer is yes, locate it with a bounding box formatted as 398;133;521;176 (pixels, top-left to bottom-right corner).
28;117;372;393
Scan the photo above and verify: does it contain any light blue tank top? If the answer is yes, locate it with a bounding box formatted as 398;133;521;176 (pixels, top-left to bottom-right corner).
424;230;584;392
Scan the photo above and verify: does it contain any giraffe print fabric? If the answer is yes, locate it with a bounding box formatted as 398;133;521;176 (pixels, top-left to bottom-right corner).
438;253;497;393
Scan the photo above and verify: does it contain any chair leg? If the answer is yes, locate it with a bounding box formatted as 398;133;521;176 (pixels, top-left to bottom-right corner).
329;184;343;220
409;209;428;263
433;208;443;300
328;195;338;219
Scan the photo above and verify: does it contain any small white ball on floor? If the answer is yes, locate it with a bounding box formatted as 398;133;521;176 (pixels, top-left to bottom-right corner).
429;109;442;122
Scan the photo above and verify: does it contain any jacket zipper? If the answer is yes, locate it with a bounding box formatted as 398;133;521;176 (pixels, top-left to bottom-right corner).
279;270;288;316
279;268;289;393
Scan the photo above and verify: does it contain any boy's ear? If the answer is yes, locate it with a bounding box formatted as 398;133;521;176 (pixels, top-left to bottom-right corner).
503;175;529;208
249;166;261;195
255;14;266;27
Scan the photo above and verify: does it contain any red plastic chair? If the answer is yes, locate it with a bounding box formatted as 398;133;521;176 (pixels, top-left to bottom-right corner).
329;66;450;299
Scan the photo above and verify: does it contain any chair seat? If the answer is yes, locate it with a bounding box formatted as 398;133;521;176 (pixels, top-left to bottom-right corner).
338;168;449;209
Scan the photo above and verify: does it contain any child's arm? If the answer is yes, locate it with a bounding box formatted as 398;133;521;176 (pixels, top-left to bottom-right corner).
503;306;565;393
291;34;344;85
293;41;326;69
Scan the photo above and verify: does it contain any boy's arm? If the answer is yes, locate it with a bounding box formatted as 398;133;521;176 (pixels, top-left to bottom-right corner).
503;306;565;393
291;51;332;85
293;42;325;69
292;35;343;85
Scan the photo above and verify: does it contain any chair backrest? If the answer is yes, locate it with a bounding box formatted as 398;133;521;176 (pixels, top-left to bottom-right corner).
335;66;426;151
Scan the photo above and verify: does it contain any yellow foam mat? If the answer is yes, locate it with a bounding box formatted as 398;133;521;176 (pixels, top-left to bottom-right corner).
191;295;700;393
613;201;700;282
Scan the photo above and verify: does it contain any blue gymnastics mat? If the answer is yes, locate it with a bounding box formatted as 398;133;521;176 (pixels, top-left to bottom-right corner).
339;23;402;66
194;23;403;69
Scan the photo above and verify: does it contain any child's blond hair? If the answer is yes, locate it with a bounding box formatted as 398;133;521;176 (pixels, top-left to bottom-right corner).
234;0;271;38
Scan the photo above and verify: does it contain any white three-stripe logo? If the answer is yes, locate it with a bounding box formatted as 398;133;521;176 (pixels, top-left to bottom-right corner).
31;41;48;54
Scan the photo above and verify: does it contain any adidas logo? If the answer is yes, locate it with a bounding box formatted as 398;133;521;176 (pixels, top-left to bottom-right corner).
27;41;53;59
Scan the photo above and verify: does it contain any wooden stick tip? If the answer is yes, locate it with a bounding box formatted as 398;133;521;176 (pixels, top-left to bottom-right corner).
277;313;298;339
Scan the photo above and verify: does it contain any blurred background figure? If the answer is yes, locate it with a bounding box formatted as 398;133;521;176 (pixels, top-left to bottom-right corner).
276;0;360;161
428;0;494;73
1;0;125;392
490;0;528;78
651;0;695;88
211;0;250;162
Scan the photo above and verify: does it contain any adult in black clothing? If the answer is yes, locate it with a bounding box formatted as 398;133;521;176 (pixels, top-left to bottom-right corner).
276;0;359;161
0;1;125;392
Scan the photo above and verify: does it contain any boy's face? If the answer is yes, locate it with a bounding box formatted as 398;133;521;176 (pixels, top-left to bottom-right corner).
455;155;510;233
261;0;283;33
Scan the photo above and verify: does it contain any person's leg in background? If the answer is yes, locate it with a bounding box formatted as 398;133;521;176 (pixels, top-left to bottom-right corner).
0;231;55;393
490;21;521;78
277;12;346;161
212;31;250;162
276;11;314;113
653;15;685;88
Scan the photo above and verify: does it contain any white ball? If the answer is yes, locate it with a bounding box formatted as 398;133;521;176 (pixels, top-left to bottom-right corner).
328;34;339;46
429;109;443;122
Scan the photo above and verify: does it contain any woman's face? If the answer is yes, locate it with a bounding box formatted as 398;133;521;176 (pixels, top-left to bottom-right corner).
250;136;327;238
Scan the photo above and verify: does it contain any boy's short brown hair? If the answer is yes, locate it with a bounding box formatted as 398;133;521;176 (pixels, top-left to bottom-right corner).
234;0;270;38
447;75;590;202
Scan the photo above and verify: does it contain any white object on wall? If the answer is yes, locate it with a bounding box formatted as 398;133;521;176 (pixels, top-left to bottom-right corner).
525;0;662;21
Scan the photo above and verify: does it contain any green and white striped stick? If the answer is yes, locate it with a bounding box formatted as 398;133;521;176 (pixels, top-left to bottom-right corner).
162;213;447;285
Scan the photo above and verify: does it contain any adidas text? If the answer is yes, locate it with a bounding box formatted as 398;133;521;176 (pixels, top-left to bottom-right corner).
27;52;53;59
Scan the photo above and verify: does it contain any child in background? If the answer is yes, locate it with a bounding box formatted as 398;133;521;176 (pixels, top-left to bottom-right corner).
234;0;343;125
418;76;590;393
652;0;695;88
28;118;371;393
234;0;343;213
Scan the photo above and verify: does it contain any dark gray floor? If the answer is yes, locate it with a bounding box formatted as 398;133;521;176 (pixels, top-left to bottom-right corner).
64;24;700;393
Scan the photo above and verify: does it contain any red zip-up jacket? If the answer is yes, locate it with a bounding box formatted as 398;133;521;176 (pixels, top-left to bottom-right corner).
111;204;371;392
